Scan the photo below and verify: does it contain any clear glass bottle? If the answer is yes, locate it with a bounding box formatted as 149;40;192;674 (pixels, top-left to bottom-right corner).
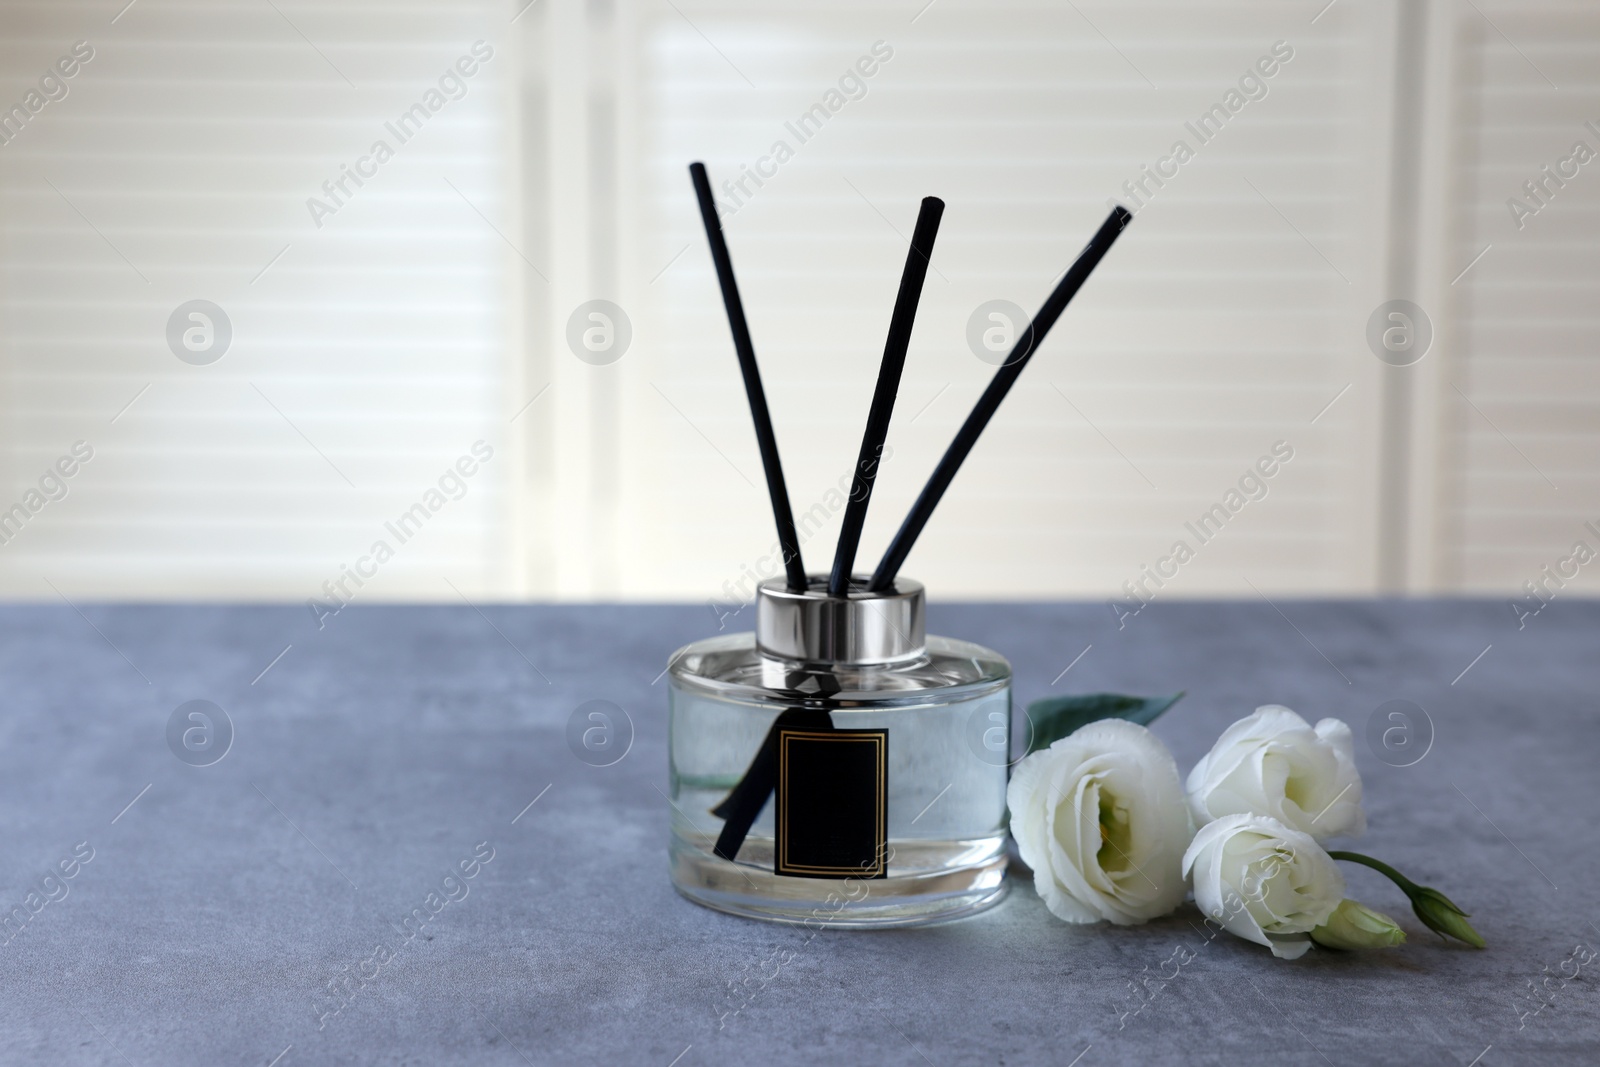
667;575;1011;927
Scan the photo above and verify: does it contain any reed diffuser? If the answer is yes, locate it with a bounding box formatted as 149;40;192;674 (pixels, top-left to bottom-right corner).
667;162;1132;926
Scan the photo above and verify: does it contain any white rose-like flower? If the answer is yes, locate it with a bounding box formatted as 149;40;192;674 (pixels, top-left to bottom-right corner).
1186;705;1365;840
1007;719;1191;925
1183;813;1345;959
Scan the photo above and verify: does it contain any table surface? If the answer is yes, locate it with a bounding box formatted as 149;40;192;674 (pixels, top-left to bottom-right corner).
1;598;1596;1066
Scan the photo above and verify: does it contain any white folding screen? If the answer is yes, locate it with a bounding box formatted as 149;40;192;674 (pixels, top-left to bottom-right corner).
1432;0;1600;594
1;0;1597;604
0;0;516;602
611;0;1395;601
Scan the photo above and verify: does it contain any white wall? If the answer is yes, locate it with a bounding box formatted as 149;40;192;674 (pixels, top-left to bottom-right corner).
0;0;1595;605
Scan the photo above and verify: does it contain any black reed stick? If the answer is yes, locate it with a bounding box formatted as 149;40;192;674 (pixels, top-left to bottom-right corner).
868;205;1134;591
828;197;945;597
689;162;807;592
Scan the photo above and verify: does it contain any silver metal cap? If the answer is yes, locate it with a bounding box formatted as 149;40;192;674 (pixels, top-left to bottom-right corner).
755;575;926;665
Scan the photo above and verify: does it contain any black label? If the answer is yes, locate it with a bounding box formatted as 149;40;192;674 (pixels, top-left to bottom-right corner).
775;728;887;879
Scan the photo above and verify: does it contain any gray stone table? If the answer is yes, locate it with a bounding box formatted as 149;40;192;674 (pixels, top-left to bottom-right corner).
1;599;1597;1066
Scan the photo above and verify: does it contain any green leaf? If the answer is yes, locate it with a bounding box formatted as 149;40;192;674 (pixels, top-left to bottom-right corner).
1022;691;1184;756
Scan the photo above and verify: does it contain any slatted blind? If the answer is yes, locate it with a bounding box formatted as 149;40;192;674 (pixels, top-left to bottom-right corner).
616;0;1391;600
0;0;512;601
3;0;1596;603
1443;0;1600;592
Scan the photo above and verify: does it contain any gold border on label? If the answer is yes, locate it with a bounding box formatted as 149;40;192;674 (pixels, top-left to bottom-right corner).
775;729;887;877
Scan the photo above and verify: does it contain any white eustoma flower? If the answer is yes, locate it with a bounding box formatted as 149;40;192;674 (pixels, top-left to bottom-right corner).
1007;719;1191;925
1183;813;1346;959
1186;705;1365;841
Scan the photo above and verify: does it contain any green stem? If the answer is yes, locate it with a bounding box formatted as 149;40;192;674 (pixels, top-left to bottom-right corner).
1327;850;1421;897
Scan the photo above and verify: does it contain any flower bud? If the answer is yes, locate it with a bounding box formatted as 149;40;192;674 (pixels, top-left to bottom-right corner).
1310;899;1405;950
1327;850;1488;950
1410;886;1485;949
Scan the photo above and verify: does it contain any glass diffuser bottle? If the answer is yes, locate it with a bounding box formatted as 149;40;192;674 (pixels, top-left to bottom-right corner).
671;158;1129;927
668;574;1011;926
